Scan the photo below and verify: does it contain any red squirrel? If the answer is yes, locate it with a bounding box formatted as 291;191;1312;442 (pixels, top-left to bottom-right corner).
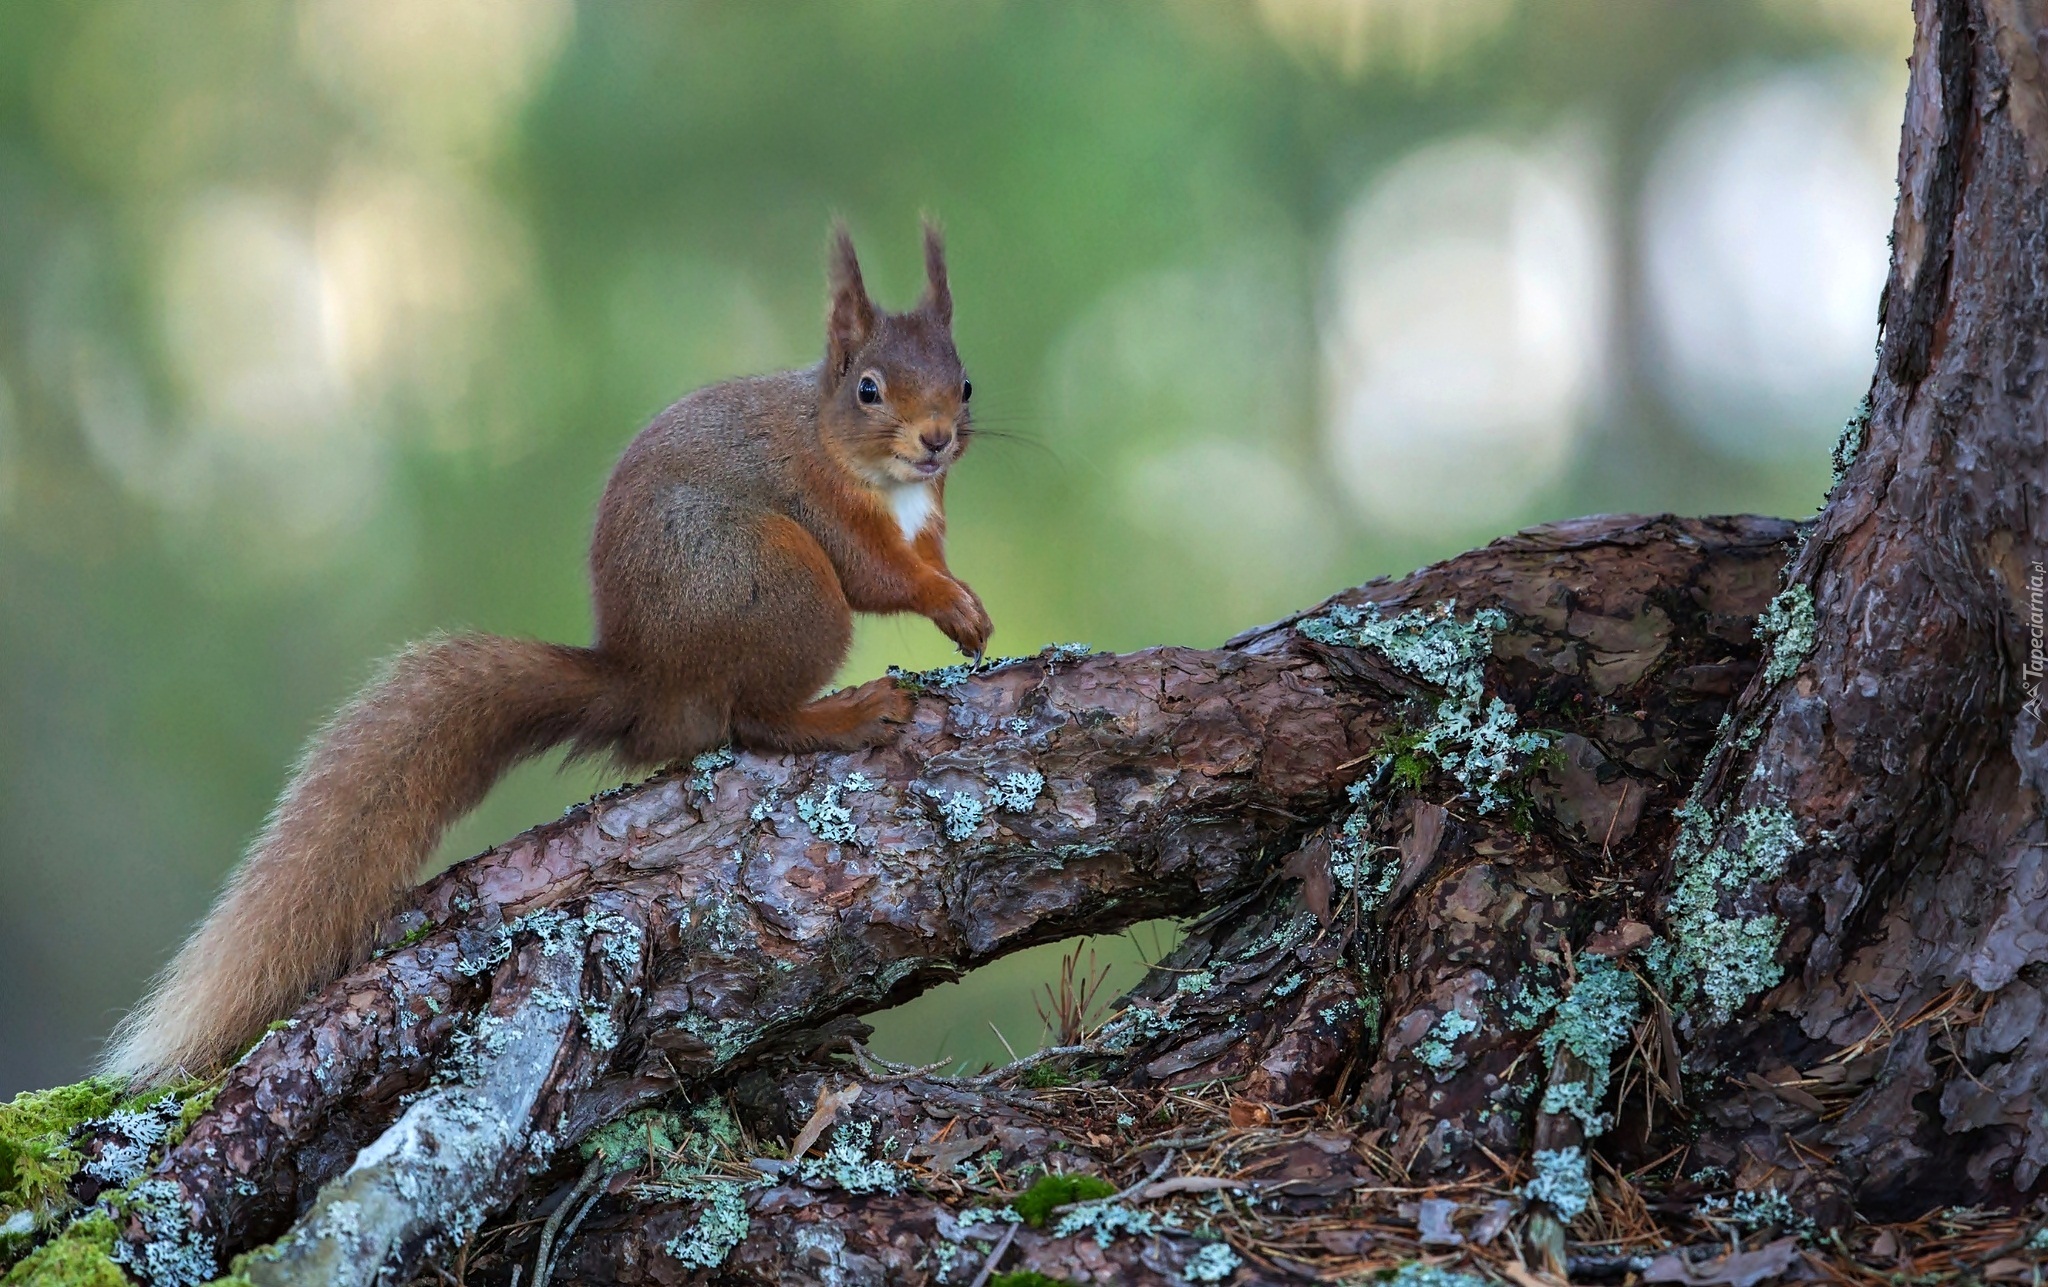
106;221;991;1086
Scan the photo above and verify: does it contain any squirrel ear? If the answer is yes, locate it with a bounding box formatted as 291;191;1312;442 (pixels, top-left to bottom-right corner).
920;217;952;326
826;222;877;379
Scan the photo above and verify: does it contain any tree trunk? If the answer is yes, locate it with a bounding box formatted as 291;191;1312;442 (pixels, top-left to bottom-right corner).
1675;0;2048;1216
7;1;2047;1284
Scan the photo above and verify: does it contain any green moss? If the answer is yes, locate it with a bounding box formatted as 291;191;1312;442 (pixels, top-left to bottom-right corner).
1023;1064;1070;1090
580;1108;689;1170
1377;725;1434;794
577;1104;752;1271
0;1213;124;1287
1011;1173;1115;1228
3;1074;213;1260
373;919;435;958
2;1079;128;1238
989;1273;1077;1287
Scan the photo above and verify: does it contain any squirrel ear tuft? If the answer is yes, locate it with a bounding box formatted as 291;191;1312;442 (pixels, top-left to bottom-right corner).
826;221;877;378
920;217;952;326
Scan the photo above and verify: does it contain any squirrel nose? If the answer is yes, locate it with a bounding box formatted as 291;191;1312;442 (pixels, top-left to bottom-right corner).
918;429;953;454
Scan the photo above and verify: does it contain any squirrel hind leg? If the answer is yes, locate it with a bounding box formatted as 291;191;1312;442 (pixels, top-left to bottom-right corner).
607;694;732;769
733;681;914;754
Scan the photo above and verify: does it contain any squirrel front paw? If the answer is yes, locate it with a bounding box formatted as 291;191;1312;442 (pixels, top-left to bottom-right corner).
929;581;992;658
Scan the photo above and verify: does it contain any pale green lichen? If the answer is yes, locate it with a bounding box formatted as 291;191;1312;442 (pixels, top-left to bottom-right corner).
936;791;986;841
107;1180;217;1287
1050;1201;1165;1247
888;661;974;692
1329;812;1399;908
1415;1008;1479;1071
660;1178;750;1269
956;1206;1022;1230
1537;956;1640;1136
1372;1263;1490;1287
1300;602;1548;812
1699;1185;1815;1239
1096;1003;1187;1051
797;1120;904;1195
1182;1241;1242;1282
687;746;735;795
454;907;582;978
78;1101;182;1188
795;774;880;844
1507;977;1561;1031
673;1013;752;1066
1832;392;1870;485
1663;800;1802;1019
988;771;1044;813
1298;601;1503;693
1757;585;1818;685
580;1004;619;1052
1412;696;1552;814
1523;1146;1593;1222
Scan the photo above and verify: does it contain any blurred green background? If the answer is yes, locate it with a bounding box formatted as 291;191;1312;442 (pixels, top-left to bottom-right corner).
0;0;1908;1094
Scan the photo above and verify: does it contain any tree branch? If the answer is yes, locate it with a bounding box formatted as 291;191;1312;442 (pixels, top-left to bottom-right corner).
86;513;1796;1283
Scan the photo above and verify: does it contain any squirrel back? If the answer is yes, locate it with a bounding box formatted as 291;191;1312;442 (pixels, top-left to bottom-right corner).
106;221;992;1084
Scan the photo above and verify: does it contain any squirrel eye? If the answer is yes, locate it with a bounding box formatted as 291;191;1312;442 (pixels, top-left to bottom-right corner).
856;373;881;405
961;379;972;403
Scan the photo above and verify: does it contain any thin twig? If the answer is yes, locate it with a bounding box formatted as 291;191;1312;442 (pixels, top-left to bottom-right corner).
961;1042;1093;1086
545;1190;603;1284
965;1222;1019;1287
532;1153;606;1287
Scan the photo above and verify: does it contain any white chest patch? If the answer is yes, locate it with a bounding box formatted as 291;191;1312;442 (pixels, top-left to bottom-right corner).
886;482;938;542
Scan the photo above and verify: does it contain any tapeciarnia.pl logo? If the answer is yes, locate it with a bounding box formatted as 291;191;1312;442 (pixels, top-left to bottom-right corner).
2026;561;2046;720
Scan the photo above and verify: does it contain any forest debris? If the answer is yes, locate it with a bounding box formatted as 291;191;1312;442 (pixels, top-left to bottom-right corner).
1643;1237;1803;1287
1411;1197;1463;1246
788;1082;862;1162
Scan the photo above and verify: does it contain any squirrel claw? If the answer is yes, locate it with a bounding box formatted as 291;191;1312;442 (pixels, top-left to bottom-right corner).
968;646;985;669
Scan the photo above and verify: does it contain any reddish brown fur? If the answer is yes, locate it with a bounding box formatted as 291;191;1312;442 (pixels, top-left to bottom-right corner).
106;222;987;1085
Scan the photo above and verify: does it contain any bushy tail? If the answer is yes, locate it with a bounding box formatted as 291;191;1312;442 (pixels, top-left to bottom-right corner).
105;634;623;1086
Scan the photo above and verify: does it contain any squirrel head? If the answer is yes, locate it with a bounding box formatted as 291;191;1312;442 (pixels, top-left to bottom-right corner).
818;219;972;489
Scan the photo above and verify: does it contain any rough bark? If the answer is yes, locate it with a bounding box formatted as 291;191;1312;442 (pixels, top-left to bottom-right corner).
1673;0;2048;1217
